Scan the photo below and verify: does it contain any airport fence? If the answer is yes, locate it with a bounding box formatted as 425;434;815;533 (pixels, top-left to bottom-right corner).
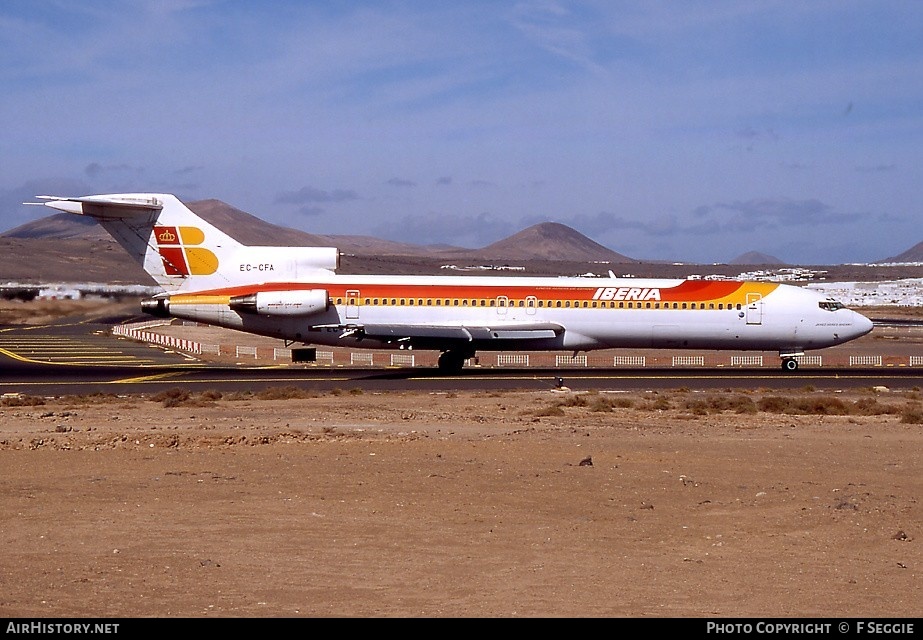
111;321;202;355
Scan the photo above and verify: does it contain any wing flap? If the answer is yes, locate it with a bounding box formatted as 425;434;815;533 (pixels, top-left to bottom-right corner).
363;325;474;340
316;322;563;343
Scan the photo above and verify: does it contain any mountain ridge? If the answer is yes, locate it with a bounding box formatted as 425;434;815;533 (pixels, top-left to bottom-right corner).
471;221;636;263
5;199;920;284
4;199;635;263
883;240;923;263
728;251;787;266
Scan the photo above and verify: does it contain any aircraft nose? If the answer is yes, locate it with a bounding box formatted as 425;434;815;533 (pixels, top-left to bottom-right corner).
852;312;874;338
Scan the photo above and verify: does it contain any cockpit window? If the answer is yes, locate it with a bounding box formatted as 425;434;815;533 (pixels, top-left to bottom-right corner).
818;300;846;311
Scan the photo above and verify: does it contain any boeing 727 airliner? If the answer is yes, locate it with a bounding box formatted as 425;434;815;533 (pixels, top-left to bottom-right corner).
30;193;874;373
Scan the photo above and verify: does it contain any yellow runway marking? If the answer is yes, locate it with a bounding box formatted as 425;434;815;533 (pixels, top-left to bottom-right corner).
32;356;141;360
0;348;159;365
0;347;44;364
0;339;187;366
110;372;187;384
0;348;133;367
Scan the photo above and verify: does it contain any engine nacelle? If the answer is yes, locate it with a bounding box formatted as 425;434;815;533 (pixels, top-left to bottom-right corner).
141;297;171;318
229;289;328;316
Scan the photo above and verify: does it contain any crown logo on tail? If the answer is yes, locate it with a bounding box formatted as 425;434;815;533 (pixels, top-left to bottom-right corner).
154;226;179;245
152;226;218;276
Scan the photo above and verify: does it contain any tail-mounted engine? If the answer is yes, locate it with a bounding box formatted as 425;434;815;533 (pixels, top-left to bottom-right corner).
229;289;329;317
141;297;171;318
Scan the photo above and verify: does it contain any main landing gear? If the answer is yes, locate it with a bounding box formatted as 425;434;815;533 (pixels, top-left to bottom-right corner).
781;358;799;372
437;349;474;375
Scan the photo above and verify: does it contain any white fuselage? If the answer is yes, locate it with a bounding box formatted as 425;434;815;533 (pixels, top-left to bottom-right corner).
164;273;874;357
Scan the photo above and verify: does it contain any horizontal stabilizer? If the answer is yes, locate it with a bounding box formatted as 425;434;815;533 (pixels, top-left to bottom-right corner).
24;193;248;293
29;194;164;218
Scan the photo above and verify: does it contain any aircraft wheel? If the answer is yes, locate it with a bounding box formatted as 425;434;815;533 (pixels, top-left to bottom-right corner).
781;358;799;372
437;351;467;375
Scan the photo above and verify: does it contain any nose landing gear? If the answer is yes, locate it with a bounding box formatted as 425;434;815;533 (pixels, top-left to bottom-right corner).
781;357;799;372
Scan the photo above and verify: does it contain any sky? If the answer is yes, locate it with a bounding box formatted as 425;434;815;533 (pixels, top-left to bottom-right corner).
1;1;922;265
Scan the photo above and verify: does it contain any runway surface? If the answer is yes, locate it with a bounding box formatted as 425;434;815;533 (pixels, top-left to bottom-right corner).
1;318;921;396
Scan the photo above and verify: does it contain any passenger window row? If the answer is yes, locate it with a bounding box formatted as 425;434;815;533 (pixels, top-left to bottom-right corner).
331;297;744;310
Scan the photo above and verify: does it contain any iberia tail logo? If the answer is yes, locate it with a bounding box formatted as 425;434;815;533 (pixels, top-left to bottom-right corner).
153;226;219;276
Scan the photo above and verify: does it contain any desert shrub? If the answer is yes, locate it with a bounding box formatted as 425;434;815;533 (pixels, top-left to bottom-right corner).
757;396;796;413
150;387;191;407
900;404;923;424
796;397;849;415
587;396;612;412
684;399;709;416
149;387;226;408
162;395;189;408
255;386;314;400
1;394;45;407
150;387;187;401
223;391;253;401
639;396;672;411
556;394;587;408
62;392;120;404
588;395;634;412
533;404;566;417
757;395;848;415
850;397;901;416
681;395;757;415
726;395;758;414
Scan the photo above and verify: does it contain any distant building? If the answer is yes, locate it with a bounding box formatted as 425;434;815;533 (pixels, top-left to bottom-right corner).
38;286;82;300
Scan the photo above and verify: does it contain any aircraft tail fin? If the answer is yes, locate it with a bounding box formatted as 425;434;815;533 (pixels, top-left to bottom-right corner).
29;193;341;294
31;193;244;292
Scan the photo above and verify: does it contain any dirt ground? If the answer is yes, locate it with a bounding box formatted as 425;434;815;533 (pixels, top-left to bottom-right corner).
1;385;921;619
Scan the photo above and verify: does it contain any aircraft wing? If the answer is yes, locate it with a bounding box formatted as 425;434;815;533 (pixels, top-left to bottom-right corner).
321;321;564;344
